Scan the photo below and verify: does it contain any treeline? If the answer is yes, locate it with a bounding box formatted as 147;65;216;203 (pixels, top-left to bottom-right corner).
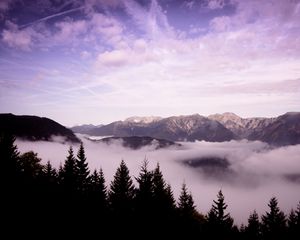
1;133;299;238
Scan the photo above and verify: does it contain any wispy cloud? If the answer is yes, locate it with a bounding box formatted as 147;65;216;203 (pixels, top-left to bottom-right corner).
19;7;85;28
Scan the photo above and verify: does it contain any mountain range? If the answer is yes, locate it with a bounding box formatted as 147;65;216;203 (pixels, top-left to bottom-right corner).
1;112;299;146
72;112;300;146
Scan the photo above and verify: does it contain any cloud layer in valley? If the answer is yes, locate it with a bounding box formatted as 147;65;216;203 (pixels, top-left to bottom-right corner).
16;136;300;224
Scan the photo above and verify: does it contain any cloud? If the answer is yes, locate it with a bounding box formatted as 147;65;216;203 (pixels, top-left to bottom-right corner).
80;50;91;59
20;7;85;28
183;1;195;10
54;19;88;43
15;136;300;225
1;21;36;50
96;49;129;67
0;0;13;11
50;12;125;48
89;13;124;45
209;16;231;31
95;38;159;68
121;0;174;39
220;79;300;94
206;0;227;10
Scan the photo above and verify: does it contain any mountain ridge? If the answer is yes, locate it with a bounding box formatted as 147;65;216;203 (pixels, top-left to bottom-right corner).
0;113;80;143
71;112;300;146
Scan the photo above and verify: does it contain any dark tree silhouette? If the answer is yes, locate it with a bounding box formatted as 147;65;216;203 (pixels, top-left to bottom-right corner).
44;161;58;182
287;202;300;238
206;190;234;238
152;163;176;212
18;151;43;179
40;160;58;196
90;168;107;209
108;160;135;217
135;160;154;216
60;146;77;193
245;210;261;240
76;143;90;192
178;182;196;217
177;182;203;236
261;197;286;240
151;163;177;233
0;133;20;181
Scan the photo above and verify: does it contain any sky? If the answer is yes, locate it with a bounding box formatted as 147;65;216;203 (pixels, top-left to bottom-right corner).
0;0;300;126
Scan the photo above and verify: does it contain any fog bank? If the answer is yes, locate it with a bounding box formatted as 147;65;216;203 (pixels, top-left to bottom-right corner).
16;136;300;225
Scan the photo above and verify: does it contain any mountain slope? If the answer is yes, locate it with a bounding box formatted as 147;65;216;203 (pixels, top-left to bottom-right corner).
248;112;300;146
71;124;103;134
0;113;80;143
146;114;235;142
208;112;275;138
72;112;300;146
75;114;235;142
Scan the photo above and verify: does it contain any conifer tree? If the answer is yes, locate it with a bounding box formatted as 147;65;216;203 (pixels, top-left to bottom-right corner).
109;160;135;216
152;163;175;212
18;151;43;179
57;163;64;184
44;161;57;180
296;201;300;225
40;160;57;192
178;183;196;217
166;183;176;209
177;182;201;235
213;190;233;226
76;143;90;192
152;163;176;232
0;133;20;180
206;190;233;237
135;160;154;214
287;202;300;238
245;210;261;240
261;197;286;240
60;146;77;193
90;168;107;209
287;209;297;238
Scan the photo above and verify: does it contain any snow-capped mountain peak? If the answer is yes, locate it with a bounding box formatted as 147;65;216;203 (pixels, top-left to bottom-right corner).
124;116;162;124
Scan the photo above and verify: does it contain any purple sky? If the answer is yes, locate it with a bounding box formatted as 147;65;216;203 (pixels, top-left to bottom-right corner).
0;0;299;126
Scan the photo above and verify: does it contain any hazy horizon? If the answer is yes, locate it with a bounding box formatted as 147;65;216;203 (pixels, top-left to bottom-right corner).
1;110;298;127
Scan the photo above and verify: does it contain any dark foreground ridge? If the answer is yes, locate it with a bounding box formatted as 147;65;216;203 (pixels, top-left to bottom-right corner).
1;134;299;238
0;113;80;143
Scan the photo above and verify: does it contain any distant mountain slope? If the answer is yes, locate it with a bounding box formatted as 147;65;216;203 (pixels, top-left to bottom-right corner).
247;112;300;146
146;114;235;142
0;113;80;143
208;112;275;138
74;114;235;142
72;112;300;146
71;124;103;134
93;136;180;150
